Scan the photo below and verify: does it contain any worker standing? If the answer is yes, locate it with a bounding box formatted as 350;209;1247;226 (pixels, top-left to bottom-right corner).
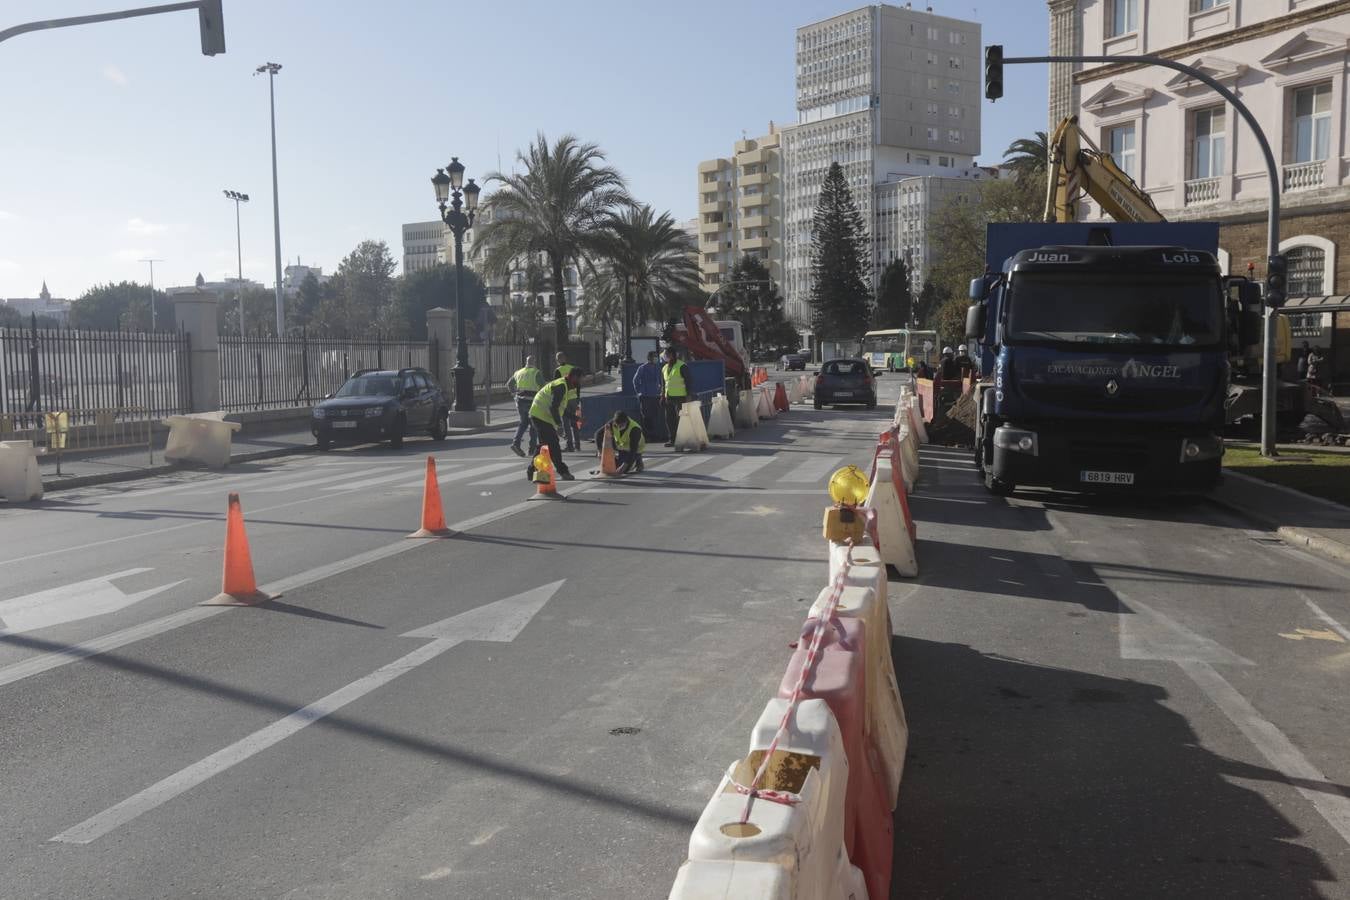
633;350;663;440
660;347;691;448
553;351;582;452
528;370;579;481
595;410;646;474
506;355;543;457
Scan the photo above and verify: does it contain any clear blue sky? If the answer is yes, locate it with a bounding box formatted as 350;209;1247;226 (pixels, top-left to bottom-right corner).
0;0;1048;300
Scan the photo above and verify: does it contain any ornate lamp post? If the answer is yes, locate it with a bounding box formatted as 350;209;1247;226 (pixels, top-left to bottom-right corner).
431;158;481;412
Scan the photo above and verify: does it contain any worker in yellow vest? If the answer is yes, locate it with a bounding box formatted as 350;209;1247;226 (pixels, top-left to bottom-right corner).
507;355;543;457
594;410;646;474
660;347;691;447
528;370;579;481
553;351;582;452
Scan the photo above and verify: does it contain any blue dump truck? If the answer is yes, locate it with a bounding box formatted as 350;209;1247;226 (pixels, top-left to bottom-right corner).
966;223;1263;496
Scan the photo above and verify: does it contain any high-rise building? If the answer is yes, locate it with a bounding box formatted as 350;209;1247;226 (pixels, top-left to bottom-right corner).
696;125;784;293
1053;0;1350;377
873;167;999;296
401;220;448;274
779;4;982;325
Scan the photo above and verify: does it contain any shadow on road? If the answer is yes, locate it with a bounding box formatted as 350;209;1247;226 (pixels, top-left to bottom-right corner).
889;634;1336;899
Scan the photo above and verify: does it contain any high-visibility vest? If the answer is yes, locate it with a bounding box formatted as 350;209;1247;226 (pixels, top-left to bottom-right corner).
530;378;568;426
556;364;578;401
663;360;689;397
512;366;542;393
611;418;646;453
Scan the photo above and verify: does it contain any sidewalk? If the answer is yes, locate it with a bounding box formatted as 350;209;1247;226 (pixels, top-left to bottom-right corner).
1210;470;1350;566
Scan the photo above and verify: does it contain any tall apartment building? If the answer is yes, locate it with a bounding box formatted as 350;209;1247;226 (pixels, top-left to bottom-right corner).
1053;0;1350;380
400;220;448;274
779;4;982;325
873;167;998;294
696;126;784;292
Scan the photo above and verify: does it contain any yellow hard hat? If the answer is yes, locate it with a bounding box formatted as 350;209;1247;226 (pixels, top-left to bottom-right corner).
828;465;869;505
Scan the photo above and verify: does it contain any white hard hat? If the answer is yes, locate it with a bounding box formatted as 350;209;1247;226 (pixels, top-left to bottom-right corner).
941;346;954;355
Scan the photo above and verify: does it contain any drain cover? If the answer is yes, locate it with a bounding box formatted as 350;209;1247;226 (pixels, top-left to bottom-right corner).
609;726;642;736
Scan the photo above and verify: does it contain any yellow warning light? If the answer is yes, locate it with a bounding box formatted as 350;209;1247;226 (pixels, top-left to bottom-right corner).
828;464;868;506
533;451;551;472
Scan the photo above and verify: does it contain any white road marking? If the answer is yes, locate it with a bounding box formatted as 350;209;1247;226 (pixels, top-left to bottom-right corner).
0;569;184;636
713;455;776;482
249;470;398;494
320;469;424;491
51;581;565;844
1301;593;1350;643
586;487;824;494
0;482;598;690
1181;659;1350;847
779;456;843;483
1117;595;1254;666
648;455;714;474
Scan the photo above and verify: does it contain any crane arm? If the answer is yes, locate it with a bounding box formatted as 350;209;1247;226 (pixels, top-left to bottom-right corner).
1044;116;1165;223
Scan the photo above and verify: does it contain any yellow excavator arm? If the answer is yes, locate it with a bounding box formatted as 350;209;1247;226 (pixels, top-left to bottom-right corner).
1044;115;1165;223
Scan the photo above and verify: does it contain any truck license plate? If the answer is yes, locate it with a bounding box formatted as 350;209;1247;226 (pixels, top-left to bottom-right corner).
1080;470;1133;485
332;421;357;429
834;390;853;398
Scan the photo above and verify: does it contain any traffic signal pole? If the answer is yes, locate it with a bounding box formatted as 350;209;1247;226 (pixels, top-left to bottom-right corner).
0;1;225;54
986;48;1283;456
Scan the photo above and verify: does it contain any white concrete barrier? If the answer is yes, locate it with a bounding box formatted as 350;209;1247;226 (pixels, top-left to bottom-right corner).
799;374;813;401
788;378;803;405
0;440;43;502
756;387;776;420
895;423;919;490
675;401;710;451
163;411;242;469
735;390;759;429
707;394;735;440
907;395;929;445
864;456;917;577
685;699;851;900
669;860;790;899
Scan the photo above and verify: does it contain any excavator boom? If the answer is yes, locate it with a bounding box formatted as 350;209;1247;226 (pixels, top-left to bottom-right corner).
1044;115;1165;223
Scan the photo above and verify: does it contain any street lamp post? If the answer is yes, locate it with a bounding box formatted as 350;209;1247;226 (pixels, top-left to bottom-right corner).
254;62;284;336
223;189;248;335
139;257;163;330
431;158;481;412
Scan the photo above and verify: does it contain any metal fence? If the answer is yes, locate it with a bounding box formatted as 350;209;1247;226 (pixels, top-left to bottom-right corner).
0;323;190;433
218;332;431;411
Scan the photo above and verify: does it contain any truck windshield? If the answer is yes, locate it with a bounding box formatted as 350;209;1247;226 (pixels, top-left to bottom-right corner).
1008;274;1221;347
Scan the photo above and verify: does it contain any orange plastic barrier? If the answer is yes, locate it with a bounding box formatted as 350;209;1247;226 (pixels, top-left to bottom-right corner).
772;382;789;412
777;616;893;900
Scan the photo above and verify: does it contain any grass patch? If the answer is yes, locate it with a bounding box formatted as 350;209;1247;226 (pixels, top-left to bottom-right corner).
1224;446;1350;507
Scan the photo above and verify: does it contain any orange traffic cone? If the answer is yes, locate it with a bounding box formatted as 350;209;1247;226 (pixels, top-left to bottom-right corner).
528;445;564;501
599;427;620;476
773;381;790;411
409;456;454;538
206;492;272;606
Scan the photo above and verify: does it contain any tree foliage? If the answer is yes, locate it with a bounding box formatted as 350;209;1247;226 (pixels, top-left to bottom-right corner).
394;263;487;341
594;204;699;337
312;240;398;337
474;133;630;346
872;257;913;330
716;255;796;357
808;163;872;341
68;281;172;332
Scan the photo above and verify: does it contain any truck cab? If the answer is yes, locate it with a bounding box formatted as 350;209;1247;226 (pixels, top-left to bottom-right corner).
967;241;1244;495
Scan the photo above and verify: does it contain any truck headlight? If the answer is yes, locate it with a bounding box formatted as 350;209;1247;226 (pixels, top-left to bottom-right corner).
1180;436;1222;463
994;426;1038;456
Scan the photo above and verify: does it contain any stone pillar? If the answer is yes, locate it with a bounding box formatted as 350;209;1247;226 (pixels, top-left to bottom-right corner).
173;289;220;412
426;307;455;386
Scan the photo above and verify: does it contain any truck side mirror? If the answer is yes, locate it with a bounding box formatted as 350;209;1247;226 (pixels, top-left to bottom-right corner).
965;303;987;340
968;277;986;301
1238;309;1262;350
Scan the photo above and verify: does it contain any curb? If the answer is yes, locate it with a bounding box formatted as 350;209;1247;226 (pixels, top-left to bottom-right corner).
1207;474;1350;567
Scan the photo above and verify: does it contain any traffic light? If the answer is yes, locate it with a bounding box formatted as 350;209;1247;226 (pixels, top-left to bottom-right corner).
199;0;226;56
1265;253;1288;308
984;45;1003;101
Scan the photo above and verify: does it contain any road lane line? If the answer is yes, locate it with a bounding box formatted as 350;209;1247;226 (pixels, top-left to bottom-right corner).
779;456;841;483
1181;660;1350;847
319;469;424;491
585;487;823;494
1302;593;1350;642
647;455;714;474
0;481;596;689
712;455;776;482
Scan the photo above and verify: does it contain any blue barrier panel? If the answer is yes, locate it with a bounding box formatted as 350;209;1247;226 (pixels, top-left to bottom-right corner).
579;393;640;437
619;360;639;396
687;360;726;396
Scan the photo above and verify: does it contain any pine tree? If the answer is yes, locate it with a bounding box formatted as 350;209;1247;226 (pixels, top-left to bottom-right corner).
873;257;913;329
809;163;872;341
717;254;795;357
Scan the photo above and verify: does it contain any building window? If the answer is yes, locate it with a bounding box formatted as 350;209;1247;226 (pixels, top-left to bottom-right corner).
927;76;939;91
927;52;937;65
1286;246;1325;295
927;26;939;41
1106;0;1138;37
1108;123;1137;180
1292;82;1332;163
1190;0;1227;10
948;56;961;69
926;127;938;142
1192;106;1226;179
915;155;930;165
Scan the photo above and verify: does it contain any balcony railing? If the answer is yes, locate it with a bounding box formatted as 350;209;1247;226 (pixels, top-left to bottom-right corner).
1184;177;1221;205
1283;159;1325;193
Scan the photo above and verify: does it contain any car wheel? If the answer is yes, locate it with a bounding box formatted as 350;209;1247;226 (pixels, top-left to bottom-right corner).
389;415;406;449
813;398;823;410
866;398;877;410
316;437;331;452
429;408;448;441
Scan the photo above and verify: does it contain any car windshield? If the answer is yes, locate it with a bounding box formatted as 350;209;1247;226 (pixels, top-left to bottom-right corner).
334;375;399;398
823;361;868;376
1008;274;1222;347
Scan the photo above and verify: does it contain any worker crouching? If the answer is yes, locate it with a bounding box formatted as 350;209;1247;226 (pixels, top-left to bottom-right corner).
595;410;646;474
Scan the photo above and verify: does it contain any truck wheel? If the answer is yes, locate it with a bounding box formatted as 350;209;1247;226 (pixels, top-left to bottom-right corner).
985;471;1015;497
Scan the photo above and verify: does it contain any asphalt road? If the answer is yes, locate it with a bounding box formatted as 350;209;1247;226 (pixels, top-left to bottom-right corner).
1;375;1348;898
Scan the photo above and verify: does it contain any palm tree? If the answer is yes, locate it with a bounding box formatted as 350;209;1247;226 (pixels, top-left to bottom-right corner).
596;204;699;359
474;133;630;347
1002;131;1049;181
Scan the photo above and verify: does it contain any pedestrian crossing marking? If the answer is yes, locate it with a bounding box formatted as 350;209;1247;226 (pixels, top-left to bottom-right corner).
779;456;841;483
